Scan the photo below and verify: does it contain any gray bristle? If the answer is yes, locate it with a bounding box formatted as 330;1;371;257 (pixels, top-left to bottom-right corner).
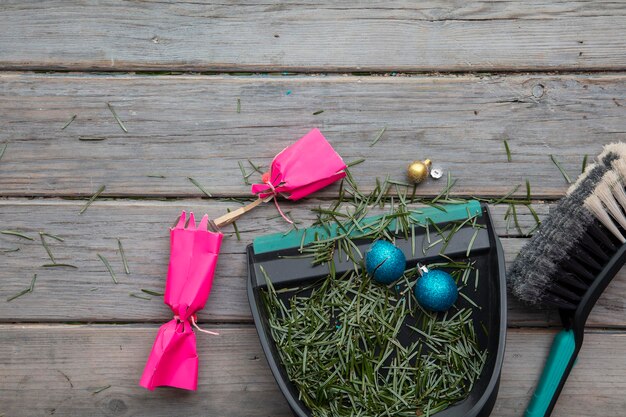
507;149;621;306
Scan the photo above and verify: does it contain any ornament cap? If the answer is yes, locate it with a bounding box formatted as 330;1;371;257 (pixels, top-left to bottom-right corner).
417;264;429;276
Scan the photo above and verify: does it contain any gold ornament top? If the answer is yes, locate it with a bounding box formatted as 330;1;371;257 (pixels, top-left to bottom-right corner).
407;159;431;184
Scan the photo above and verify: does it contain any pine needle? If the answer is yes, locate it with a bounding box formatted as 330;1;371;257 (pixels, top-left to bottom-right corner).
1;230;34;241
6;288;30;302
117;238;130;274
141;289;164;296
247;159;264;174
237;98;241;113
0;143;7;161
97;254;118;284
227;208;241;241
370;126;387;147
78;136;107;141
147;174;166;178
41;263;77;268
6;274;37;302
92;385;111;395
582;154;588;174
106;102;128;133
312;110;324;115
492;184;521;205
129;292;151;300
187;177;212;197
466;229;479;257
503;140;512;162
346;158;366;168
79;185;106;215
61;114;77;130
238;161;252;185
550;155;572;184
41;233;64;242
39;232;56;263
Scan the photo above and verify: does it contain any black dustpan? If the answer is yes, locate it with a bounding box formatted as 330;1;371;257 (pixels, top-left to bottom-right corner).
247;201;506;417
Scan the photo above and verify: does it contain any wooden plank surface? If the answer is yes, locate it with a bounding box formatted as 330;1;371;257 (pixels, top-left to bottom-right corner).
1;198;624;328
1;1;625;72
1;325;624;417
1;73;625;198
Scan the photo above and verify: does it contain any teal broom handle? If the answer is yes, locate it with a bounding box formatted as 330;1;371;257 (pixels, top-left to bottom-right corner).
525;329;577;417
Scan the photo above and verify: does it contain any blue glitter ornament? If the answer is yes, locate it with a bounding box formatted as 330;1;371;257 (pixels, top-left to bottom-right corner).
365;240;406;284
414;265;458;312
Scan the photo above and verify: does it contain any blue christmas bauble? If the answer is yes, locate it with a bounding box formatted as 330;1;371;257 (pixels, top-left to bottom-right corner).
365;240;406;284
414;269;458;312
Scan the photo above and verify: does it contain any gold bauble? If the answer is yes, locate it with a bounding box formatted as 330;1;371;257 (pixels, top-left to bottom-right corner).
407;159;432;184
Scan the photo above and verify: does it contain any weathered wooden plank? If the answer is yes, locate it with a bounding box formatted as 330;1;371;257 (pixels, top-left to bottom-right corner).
0;1;625;72
1;74;625;198
0;198;622;328
0;325;624;417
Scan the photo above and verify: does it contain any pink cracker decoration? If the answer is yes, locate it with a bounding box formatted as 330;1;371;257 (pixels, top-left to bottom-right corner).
251;128;347;201
140;211;223;391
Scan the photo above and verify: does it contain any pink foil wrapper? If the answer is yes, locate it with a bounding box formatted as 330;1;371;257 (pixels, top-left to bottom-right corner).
251;128;346;200
140;211;223;391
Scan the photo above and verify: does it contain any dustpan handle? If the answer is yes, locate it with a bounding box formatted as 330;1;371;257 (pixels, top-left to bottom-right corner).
214;196;272;227
525;329;578;417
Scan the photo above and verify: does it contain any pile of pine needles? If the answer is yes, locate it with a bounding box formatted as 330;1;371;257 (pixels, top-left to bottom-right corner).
260;168;489;417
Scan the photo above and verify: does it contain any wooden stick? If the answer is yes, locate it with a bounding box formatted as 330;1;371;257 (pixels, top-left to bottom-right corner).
214;196;272;228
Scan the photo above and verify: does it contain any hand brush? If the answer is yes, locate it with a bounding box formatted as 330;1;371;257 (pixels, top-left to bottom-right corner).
508;142;626;417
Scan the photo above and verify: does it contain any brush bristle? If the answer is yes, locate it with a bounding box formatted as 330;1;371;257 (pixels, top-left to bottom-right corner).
508;144;626;307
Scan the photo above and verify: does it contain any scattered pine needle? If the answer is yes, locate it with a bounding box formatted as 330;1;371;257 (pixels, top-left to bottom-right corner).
1;230;34;241
106;102;128;133
39;232;56;263
582;154;588;174
6;288;30;302
346;158;365;168
78;136;107;141
41;232;64;242
227;208;241;241
117;238;130;275
503;140;512;162
0;143;7;161
141;289;164;296
61;114;77;130
79;185;106;215
370;126;387;147
97;254;118;284
130;292;151;300
525;179;531;201
187;177;212;197
41;263;77;268
492;184;521;205
6;274;37;302
312;110;324;115
247;159;264;174
550;155;572;184
147;174;166;178
1;247;20;253
92;385;111;395
237;98;241;113
238;161;252;185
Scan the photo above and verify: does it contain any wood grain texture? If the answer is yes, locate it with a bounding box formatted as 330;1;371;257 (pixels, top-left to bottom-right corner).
1;73;625;198
0;198;623;328
0;325;625;417
0;1;625;72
